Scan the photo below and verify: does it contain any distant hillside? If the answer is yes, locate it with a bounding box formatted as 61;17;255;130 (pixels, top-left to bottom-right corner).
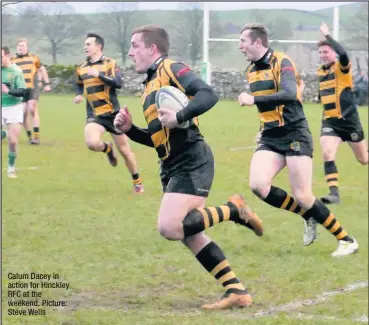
2;2;366;69
214;8;329;29
314;2;364;21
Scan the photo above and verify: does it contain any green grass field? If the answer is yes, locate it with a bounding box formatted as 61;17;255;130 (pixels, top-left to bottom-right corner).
2;95;368;325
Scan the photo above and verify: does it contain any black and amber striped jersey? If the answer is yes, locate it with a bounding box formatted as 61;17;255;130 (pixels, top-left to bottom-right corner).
125;56;218;161
246;48;306;132
12;53;41;89
75;56;122;117
317;36;355;120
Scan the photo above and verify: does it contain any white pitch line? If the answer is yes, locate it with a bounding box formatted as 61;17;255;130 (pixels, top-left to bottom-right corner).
288;312;368;323
145;280;368;320
235;280;368;319
3;166;39;171
229;145;256;151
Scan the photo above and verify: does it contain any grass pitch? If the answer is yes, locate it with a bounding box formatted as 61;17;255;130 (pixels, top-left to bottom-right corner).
2;95;368;325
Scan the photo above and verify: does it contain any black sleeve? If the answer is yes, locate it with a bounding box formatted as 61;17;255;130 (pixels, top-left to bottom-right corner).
75;83;84;96
125;124;154;148
86;101;94;116
8;88;28;97
167;63;219;124
325;35;350;67
254;58;297;105
98;63;122;89
75;68;84;95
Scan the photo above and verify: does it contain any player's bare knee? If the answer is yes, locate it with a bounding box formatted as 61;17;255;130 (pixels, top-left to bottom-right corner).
293;191;314;209
157;222;182;241
322;148;335;161
28;106;36;116
86;141;100;151
357;156;368;165
8;137;18;150
8;139;17;147
249;180;269;199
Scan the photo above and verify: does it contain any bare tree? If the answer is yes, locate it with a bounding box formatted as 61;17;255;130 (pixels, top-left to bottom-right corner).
267;18;293;52
30;3;87;64
171;3;223;67
2;1;26;36
102;3;138;67
247;9;265;25
1;8;15;35
268;18;293;41
15;4;42;37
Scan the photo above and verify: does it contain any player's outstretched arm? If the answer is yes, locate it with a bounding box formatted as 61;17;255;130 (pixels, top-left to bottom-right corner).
74;67;84;101
39;66;51;92
320;22;350;67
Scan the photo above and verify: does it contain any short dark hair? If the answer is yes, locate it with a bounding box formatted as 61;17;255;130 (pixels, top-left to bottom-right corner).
317;40;332;49
240;23;269;47
2;46;10;55
132;25;170;55
86;33;104;50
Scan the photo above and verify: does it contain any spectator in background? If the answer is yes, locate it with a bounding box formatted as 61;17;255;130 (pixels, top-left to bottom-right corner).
353;71;368;106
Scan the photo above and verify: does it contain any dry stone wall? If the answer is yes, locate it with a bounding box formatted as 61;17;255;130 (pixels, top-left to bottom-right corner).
51;68;329;103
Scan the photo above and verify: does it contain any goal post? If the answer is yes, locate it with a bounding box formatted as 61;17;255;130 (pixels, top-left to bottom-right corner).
202;2;211;85
201;3;340;85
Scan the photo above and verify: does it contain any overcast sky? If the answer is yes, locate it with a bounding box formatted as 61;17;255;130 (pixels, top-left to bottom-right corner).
66;2;357;13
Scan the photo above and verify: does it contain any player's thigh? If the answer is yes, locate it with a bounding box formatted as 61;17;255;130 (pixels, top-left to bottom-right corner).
158;192;206;231
348;139;368;164
7;123;21;142
286;155;314;203
84;121;105;143
320;135;342;158
23;100;30;115
168;142;214;195
27;99;38;113
249;149;286;186
159;143;215;225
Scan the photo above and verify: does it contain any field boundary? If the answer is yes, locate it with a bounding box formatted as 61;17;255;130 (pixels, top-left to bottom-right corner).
3;166;39;171
229;145;257;151
136;280;368;321
246;280;368;319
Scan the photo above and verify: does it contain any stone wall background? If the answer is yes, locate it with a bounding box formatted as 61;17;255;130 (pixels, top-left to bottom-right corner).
49;66;366;104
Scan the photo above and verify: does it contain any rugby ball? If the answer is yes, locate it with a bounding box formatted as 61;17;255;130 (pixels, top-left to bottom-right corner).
155;86;190;128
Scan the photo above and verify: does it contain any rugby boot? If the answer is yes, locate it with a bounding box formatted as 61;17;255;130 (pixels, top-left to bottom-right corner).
201;290;252;310
106;143;118;167
320;193;340;205
228;194;263;236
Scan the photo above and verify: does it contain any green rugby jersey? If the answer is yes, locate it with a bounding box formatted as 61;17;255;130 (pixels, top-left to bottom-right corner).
2;63;26;107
